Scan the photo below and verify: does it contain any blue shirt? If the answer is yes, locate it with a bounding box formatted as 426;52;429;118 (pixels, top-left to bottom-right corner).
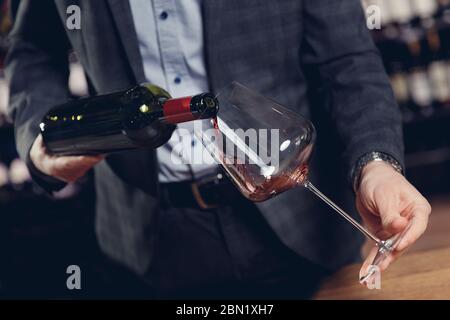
129;0;217;182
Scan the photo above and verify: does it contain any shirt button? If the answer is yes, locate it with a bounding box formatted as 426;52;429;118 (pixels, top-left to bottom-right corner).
174;76;182;84
160;11;168;20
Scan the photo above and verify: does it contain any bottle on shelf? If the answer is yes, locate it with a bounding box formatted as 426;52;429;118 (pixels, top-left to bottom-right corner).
0;162;8;188
387;0;415;28
387;0;434;116
435;0;450;109
387;57;414;122
410;0;450;110
68;53;88;98
9;158;31;190
40;83;219;156
373;1;413;121
407;39;435;116
435;0;450;19
377;0;433;117
410;0;438;28
371;0;399;64
436;0;450;52
426;21;450;109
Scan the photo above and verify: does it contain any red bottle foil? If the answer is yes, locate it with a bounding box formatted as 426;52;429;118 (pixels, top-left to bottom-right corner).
162;96;195;124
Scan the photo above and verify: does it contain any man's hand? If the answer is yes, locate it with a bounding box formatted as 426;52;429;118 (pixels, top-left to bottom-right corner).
30;134;104;183
355;161;431;276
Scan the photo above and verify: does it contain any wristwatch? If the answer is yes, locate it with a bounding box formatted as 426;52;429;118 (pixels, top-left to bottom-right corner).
352;151;404;192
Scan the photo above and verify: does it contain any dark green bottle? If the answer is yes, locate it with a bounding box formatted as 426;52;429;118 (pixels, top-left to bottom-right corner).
40;83;219;156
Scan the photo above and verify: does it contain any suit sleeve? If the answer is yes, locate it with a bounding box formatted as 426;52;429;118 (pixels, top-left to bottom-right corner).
5;0;71;191
301;0;405;180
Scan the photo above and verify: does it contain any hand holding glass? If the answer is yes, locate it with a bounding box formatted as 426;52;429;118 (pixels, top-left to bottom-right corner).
195;82;409;283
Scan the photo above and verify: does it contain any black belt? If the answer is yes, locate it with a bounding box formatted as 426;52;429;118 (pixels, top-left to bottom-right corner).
160;172;243;210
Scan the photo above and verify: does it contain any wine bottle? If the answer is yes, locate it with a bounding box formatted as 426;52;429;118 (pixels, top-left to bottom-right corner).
426;20;450;109
436;0;450;53
410;0;438;27
389;1;434;115
0;162;8;188
388;0;415;27
382;0;428;116
409;0;450;109
40;83;219;156
435;0;450;109
407;40;434;114
373;1;410;119
371;0;398;66
9;158;31;187
388;57;413;121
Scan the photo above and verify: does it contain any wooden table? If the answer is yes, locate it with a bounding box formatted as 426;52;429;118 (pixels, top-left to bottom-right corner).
314;247;450;299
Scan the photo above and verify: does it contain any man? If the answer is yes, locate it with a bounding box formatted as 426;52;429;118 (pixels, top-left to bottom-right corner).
6;0;430;298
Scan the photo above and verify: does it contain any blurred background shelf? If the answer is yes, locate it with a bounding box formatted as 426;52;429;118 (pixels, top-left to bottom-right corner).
363;0;450;194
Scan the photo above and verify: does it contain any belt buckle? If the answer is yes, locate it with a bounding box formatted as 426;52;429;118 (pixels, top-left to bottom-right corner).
190;173;223;209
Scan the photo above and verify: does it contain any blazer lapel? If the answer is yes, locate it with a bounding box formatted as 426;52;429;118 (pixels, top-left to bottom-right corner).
106;0;146;83
202;0;225;92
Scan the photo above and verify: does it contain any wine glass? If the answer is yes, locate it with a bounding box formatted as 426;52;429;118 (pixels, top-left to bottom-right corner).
194;81;409;284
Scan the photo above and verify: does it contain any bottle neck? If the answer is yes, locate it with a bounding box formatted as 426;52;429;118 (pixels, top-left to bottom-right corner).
162;93;219;124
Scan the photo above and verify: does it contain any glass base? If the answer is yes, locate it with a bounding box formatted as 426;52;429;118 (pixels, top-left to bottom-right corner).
359;224;411;284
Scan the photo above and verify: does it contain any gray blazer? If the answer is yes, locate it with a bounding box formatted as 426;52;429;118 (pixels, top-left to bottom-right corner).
6;0;404;274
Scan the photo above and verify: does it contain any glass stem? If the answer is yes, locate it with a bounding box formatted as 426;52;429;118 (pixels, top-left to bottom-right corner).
303;180;380;244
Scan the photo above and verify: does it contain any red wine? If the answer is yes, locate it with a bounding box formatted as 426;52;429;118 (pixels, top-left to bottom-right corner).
227;163;308;202
213;118;308;202
40;83;218;155
211;117;309;201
